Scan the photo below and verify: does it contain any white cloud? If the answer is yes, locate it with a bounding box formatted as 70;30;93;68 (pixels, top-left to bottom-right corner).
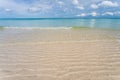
99;1;119;7
0;0;119;17
76;6;84;10
57;1;64;5
28;7;39;13
102;12;114;16
0;0;53;15
5;8;12;12
72;0;84;10
91;1;119;9
73;0;79;5
28;5;52;13
0;0;29;14
77;12;98;17
91;4;98;9
102;11;120;16
90;12;97;16
77;13;86;17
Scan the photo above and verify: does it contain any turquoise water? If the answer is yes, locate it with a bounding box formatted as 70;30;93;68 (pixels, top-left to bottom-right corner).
0;18;120;29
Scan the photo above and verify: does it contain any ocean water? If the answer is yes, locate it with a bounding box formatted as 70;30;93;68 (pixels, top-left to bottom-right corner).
0;18;120;29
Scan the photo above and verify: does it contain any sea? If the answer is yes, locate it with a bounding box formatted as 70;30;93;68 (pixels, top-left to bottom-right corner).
0;18;120;29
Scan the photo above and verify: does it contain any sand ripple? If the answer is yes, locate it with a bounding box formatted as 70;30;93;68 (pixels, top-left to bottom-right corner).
0;29;120;80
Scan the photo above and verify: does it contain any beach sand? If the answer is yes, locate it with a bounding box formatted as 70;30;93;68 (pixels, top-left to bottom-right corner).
0;28;120;80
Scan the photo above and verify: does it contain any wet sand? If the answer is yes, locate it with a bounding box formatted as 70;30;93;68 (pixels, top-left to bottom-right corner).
0;28;120;80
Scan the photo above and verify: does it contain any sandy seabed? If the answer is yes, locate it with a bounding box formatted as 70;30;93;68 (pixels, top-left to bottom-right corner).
0;28;120;80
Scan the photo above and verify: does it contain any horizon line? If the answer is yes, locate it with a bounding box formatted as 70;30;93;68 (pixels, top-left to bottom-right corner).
0;18;120;20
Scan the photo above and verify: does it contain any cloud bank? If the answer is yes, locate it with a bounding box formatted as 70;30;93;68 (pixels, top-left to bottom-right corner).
0;0;120;18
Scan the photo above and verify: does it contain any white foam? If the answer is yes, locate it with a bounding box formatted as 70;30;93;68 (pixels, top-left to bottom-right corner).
4;27;72;30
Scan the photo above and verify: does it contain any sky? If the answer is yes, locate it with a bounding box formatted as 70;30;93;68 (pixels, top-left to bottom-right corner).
0;0;120;18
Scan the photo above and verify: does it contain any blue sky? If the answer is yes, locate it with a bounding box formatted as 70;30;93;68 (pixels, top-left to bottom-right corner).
0;0;120;18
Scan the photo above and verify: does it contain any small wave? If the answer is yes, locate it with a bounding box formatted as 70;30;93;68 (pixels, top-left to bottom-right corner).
4;27;72;30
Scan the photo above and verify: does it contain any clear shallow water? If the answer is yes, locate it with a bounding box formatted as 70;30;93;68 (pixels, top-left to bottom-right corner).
0;18;120;29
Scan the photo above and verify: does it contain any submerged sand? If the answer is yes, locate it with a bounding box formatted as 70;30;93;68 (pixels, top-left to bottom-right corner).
0;28;120;80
